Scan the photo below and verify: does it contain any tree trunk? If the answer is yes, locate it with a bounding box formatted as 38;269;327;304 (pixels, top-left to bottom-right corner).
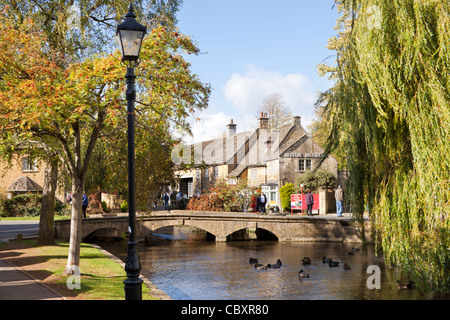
38;156;58;245
64;177;84;274
63;114;104;274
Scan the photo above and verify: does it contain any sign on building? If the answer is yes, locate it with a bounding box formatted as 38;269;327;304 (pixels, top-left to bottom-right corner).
290;194;320;215
291;194;302;214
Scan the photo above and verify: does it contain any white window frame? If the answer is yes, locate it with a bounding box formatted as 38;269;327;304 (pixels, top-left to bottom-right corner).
306;159;312;171
22;157;37;172
250;168;257;180
299;159;305;171
214;166;219;177
269;161;277;174
299;158;312;172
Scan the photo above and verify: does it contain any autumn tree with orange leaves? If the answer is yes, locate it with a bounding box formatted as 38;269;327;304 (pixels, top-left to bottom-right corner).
0;10;210;273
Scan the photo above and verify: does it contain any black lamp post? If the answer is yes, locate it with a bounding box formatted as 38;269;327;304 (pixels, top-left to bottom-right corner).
116;2;146;300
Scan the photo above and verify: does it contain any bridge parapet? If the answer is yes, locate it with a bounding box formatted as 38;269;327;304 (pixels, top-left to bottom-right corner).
54;212;371;243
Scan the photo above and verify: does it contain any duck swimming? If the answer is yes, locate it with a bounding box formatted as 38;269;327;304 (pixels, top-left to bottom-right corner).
343;263;351;270
254;263;267;270
249;257;258;264
322;257;332;263
267;259;282;268
301;257;311;265
397;280;414;290
329;260;340;267
298;269;310;278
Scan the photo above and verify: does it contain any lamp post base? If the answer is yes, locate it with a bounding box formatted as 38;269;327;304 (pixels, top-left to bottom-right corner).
124;278;143;300
123;240;143;300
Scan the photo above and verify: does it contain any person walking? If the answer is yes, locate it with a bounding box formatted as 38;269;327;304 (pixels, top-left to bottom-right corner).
335;185;344;217
260;193;266;213
163;193;170;210
82;193;88;218
305;189;314;216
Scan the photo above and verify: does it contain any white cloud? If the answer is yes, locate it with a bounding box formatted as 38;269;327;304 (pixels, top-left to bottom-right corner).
185;112;230;144
222;64;317;128
181;65;318;145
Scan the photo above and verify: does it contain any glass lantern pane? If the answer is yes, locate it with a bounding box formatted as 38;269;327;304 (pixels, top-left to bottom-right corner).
118;30;144;59
116;33;124;57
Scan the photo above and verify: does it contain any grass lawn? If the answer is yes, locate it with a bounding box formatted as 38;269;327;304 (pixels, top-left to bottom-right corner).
0;239;157;300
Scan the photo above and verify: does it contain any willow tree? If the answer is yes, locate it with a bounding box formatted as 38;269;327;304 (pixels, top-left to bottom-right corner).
317;0;450;292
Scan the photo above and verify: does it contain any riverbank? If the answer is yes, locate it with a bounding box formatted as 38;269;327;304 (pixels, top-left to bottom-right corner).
0;239;166;300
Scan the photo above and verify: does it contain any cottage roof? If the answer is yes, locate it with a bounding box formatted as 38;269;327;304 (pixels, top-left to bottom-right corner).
179;116;312;178
6;176;43;192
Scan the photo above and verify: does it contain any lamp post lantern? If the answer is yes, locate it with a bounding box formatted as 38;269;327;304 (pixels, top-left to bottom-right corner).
116;2;146;300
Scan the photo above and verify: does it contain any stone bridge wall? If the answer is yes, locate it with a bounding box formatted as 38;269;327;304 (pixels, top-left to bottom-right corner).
54;211;371;243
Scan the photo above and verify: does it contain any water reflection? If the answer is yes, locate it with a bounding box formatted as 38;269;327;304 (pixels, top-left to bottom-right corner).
97;226;437;300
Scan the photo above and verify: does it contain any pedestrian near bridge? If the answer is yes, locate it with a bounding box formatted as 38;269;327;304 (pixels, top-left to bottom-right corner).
335;185;344;217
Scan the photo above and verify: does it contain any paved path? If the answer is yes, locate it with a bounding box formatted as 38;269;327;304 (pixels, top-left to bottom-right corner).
0;258;64;300
0;221;39;243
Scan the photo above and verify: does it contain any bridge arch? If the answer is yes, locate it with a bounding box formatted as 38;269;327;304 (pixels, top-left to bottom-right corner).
83;227;124;242
225;228;278;241
139;218;220;242
143;225;216;243
138;218;283;242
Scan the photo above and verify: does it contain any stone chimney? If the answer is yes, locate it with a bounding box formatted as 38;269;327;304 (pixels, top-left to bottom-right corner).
258;112;269;130
226;119;237;137
293;116;301;127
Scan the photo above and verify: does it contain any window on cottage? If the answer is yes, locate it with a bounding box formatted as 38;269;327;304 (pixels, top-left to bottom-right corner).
250;168;257;180
270;191;276;203
22;157;37;172
205;168;209;178
306;159;312;171
269;161;277;174
299;159;305;171
196;168;200;179
299;159;312;172
214;166;219;177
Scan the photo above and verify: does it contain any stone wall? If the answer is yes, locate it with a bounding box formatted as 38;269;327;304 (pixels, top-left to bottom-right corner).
54;213;372;244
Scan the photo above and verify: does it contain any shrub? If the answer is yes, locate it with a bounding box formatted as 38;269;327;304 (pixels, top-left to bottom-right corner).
120;200;128;212
1;193;42;217
101;200;111;213
295;169;336;193
280;183;295;212
86;195;104;215
186;179;250;212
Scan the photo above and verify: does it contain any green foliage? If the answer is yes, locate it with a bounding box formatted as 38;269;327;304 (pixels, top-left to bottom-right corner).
1;193;42;217
101;201;111;213
120;200;128;213
295;169;336;193
280;183;295;212
186;179;250;212
54;200;67;215
318;0;450;293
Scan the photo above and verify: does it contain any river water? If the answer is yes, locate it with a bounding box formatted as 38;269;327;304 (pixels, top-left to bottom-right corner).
96;226;438;300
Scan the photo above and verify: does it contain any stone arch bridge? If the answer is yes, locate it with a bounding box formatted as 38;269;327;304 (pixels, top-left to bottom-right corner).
54;211;369;243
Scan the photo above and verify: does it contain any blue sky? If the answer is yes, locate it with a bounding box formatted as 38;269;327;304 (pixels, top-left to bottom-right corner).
176;1;340;143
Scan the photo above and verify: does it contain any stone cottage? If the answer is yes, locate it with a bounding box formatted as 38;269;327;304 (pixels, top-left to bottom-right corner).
173;113;338;210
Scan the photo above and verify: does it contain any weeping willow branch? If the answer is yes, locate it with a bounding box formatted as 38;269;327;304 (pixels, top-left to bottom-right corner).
317;0;450;293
